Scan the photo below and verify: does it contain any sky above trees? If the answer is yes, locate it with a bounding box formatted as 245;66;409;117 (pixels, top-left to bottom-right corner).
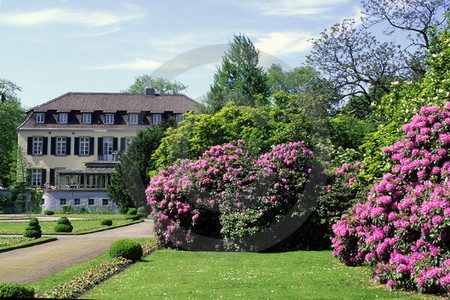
0;0;364;108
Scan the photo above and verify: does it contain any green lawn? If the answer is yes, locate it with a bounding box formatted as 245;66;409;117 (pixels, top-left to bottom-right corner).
84;250;438;300
0;219;136;234
0;236;57;252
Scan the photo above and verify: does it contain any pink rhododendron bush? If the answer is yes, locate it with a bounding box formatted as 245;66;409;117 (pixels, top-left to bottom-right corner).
332;103;450;295
146;140;316;251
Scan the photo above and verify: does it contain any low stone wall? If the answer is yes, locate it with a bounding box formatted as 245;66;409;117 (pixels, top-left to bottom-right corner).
42;190;119;213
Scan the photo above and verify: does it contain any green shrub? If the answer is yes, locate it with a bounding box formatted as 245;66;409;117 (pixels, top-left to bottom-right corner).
124;214;140;221
137;206;148;218
23;217;42;239
109;238;143;261
127;208;137;215
61;204;71;214
43;209;54;215
54;217;73;232
0;282;35;298
100;219;113;226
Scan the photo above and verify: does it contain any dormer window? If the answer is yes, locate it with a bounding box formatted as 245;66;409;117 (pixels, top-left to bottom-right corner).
59;113;68;124
129;114;138;124
35;113;45;123
152;114;162;125
82;113;91;124
175;114;184;123
105;113;115;124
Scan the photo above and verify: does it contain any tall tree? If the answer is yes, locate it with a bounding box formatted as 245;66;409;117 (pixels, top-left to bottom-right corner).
108;125;167;213
307;1;448;115
205;34;270;113
0;79;25;187
123;75;187;94
267;64;340;117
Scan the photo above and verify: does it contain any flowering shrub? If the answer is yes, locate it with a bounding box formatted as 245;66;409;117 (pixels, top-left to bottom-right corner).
332;103;450;295
147;140;316;251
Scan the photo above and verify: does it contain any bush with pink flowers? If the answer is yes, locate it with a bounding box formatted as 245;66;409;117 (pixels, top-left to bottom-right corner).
332;102;450;295
146;140;317;251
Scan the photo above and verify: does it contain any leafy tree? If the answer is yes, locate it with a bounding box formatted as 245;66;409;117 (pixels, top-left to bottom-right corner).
0;79;26;187
205;34;270;112
267;64;340;118
152;104;311;171
307;1;448;114
109;125;167;213
123;75;187;94
362;0;449;79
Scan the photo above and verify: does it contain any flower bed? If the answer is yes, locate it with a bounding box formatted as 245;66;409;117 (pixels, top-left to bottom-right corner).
35;242;157;299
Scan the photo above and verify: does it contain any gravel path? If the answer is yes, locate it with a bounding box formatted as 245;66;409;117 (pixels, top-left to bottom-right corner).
0;220;153;283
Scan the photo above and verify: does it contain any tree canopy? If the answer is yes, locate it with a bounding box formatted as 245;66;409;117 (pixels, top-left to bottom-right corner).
205;34;270;112
123;75;187;94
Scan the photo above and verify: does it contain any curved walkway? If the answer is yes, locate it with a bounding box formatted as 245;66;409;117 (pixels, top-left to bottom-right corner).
0;220;153;283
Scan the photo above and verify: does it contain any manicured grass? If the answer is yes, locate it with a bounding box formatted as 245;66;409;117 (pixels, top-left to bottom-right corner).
0;219;140;235
0;236;57;252
84;250;440;300
27;238;155;295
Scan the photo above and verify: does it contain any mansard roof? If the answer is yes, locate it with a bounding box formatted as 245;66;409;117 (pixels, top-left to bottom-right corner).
17;92;199;130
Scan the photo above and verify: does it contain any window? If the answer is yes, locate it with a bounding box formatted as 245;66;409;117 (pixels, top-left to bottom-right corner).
124;137;132;153
88;198;95;205
32;137;44;155
74;198;80;205
105;114;115;124
59;113;68;123
82;113;91;124
60;198;66;205
79;137;90;156
129;114;138;124
56;137;67;156
102;199;109;206
41;198;45;205
35;113;45;123
31;169;42;187
175;114;184;122
152;114;162;125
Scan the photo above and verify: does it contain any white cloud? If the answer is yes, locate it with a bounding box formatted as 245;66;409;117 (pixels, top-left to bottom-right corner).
243;0;349;16
87;58;161;71
255;32;314;55
0;4;145;27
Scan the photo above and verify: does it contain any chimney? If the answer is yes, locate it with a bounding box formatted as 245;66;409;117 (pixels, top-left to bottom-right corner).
145;88;156;96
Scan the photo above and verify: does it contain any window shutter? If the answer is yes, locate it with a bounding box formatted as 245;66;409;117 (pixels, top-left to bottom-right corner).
27;137;32;155
66;137;71;155
89;137;95;155
51;137;56;155
74;137;79;155
113;138;118;151
98;137;103;155
49;169;55;186
26;169;32;185
41;169;47;185
120;137;126;152
43;137;48;155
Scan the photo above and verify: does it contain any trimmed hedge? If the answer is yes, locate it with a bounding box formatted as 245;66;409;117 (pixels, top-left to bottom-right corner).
100;219;113;226
55;217;73;232
23;217;42;239
109;238;143;261
43;209;55;215
0;282;35;298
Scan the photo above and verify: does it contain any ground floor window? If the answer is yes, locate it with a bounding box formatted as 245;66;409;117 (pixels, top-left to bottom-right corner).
74;198;80;205
88;198;94;205
102;199;109;206
60;198;66;205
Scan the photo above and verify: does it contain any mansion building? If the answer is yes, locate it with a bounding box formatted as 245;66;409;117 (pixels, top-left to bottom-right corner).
16;89;198;211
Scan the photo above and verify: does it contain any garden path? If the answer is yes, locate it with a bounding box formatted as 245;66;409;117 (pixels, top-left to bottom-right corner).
0;219;153;283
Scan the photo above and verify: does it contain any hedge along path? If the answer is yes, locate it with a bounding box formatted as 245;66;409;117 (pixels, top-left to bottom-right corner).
0;219;153;284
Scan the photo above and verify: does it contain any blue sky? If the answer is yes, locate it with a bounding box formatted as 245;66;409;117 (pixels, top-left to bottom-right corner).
0;0;363;108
